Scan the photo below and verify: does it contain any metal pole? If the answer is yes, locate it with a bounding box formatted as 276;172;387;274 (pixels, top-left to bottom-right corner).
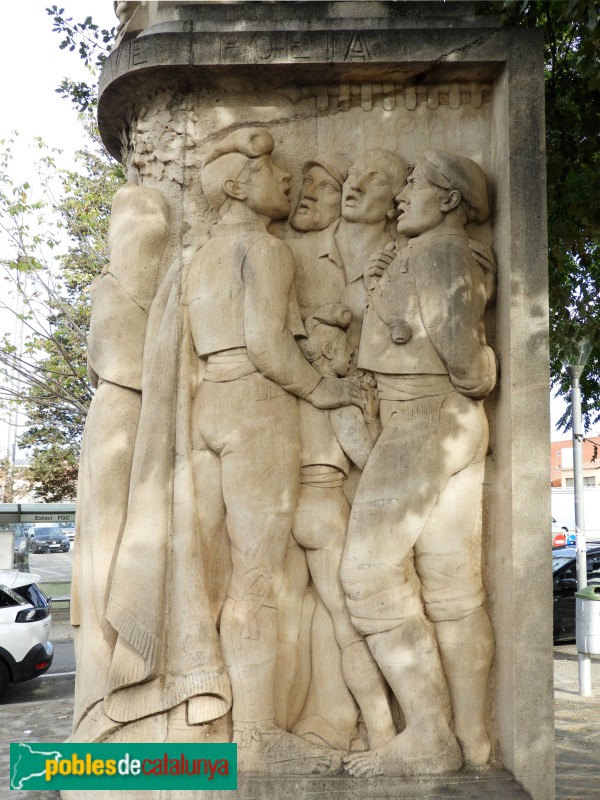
568;365;591;696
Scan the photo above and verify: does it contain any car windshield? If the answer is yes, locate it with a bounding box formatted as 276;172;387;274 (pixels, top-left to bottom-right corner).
35;529;62;539
553;557;573;573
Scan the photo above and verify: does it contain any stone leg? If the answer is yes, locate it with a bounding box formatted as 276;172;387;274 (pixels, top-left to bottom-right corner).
292;599;359;750
417;460;494;766
274;534;311;729
190;446;229;624
344;614;461;778
305;544;395;749
435;607;494;766
341;395;490;777
197;379;335;774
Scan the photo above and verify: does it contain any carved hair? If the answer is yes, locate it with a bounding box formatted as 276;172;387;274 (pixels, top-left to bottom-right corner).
357;150;408;196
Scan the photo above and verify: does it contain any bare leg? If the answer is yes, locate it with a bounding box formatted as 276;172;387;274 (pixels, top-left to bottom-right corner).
307;546;395;749
344;614;461;777
293;598;358;750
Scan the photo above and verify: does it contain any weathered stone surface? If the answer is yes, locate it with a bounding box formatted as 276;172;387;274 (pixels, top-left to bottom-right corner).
66;3;552;799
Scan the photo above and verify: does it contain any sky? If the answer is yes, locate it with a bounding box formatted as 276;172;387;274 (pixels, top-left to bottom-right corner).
0;2;116;157
0;2;116;459
0;1;595;453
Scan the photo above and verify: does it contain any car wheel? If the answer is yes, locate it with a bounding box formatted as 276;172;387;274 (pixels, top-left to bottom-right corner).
0;661;9;699
62;545;69;552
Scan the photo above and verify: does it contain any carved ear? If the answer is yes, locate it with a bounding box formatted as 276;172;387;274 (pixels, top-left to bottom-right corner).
223;179;247;201
322;341;333;360
441;189;461;213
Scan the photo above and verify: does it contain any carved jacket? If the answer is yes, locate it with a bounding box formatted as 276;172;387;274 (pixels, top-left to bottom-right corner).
290;219;394;352
358;230;497;400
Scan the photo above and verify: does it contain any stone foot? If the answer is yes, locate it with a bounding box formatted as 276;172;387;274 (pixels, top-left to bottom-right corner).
235;723;341;775
343;727;462;778
458;727;491;768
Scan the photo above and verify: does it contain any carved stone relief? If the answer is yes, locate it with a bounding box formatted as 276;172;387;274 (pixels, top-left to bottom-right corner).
73;68;498;783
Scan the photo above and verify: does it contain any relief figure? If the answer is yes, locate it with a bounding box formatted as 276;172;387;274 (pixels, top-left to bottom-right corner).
292;304;395;750
291;149;407;353
291;156;349;233
84;128;359;762
279;150;405;749
183;127;359;772
342;150;497;777
70;182;170;743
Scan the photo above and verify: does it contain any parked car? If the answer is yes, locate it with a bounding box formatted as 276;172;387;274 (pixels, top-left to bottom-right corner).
0;570;53;698
28;527;70;553
553;544;600;642
60;522;75;542
12;526;30;571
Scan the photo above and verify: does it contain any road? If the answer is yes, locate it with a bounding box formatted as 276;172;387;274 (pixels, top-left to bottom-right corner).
47;640;75;675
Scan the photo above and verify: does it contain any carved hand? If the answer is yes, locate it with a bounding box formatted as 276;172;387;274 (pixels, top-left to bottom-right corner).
364;241;397;291
305;376;362;409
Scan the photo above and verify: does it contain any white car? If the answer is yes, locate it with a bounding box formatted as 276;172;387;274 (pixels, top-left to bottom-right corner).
0;571;53;698
60;523;75;542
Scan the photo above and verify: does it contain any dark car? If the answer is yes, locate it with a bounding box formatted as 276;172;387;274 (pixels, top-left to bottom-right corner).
29;527;70;554
553;544;600;642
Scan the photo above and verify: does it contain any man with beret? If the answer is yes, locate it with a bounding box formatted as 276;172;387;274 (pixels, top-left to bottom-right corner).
291;156;349;233
342;150;497;777
184;127;359;770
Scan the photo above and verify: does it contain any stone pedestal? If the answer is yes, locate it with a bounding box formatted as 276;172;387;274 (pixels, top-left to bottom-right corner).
71;3;552;799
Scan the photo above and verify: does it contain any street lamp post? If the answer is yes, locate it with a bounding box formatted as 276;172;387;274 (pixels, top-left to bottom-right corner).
564;338;593;696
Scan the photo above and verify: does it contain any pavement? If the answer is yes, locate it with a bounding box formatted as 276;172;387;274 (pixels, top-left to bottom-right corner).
1;620;599;799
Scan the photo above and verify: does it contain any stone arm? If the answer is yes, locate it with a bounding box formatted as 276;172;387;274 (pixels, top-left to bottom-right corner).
411;241;497;399
242;236;322;398
330;405;375;471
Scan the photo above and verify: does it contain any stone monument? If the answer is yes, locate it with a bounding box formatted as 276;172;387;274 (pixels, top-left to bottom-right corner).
66;2;553;798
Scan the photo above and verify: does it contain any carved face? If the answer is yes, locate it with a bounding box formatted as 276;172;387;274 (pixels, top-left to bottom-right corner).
395;165;446;238
341;154;396;224
242;155;292;220
324;328;354;377
291;166;342;232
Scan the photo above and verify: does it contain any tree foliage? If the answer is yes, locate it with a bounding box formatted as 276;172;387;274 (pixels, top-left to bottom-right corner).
0;127;124;500
0;9;120;500
486;1;600;428
46;4;114;112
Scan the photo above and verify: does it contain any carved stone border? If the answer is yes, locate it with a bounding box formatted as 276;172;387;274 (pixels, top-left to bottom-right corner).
98;9;552;800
